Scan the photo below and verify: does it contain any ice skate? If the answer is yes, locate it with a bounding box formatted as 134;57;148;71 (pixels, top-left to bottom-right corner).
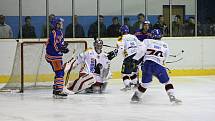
120;85;131;91
131;91;141;103
53;91;68;99
168;93;182;104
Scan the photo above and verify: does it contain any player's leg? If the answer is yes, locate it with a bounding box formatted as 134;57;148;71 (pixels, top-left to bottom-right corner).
48;59;68;98
154;64;182;104
131;61;152;102
120;60;132;91
130;65;139;87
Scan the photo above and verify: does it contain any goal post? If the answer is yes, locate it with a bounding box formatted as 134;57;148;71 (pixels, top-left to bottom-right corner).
1;40;87;93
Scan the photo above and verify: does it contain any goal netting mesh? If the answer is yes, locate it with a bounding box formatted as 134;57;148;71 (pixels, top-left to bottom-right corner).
0;40;87;92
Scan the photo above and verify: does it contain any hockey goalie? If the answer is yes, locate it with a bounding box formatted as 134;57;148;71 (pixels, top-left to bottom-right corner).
64;39;117;94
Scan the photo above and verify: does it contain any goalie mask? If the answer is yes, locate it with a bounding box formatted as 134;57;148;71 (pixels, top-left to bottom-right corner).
94;39;103;54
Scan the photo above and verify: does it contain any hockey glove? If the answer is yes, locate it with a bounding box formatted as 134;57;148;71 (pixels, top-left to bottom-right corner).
61;48;69;53
107;49;118;60
61;41;69;53
62;41;69;48
94;63;103;74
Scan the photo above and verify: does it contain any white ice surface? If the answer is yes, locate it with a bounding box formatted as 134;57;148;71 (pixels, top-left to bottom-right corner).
1;76;215;121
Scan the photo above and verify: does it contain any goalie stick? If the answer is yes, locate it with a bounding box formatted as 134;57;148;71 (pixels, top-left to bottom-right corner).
64;49;76;86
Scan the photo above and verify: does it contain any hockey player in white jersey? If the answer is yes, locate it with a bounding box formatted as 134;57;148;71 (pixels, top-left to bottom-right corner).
65;39;117;94
131;29;182;104
117;25;140;91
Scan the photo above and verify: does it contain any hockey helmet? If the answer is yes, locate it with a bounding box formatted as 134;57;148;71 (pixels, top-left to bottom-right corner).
51;17;64;29
119;25;129;33
151;29;162;39
143;20;150;24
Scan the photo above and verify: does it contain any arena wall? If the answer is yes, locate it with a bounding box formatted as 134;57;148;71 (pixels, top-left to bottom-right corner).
0;37;215;83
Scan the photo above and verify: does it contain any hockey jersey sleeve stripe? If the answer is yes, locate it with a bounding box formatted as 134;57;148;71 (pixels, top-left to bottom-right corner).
45;54;62;60
52;31;59;52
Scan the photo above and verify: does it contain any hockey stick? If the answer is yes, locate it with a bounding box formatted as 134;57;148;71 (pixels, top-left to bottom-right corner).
166;57;183;64
169;50;184;57
103;44;117;48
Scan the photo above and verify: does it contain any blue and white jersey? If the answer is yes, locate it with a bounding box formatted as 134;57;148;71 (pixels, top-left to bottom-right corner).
133;39;169;66
143;39;169;65
46;29;64;58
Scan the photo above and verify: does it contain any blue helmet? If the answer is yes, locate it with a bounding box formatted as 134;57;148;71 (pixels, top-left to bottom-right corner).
151;29;162;39
120;25;129;33
143;20;150;24
51;17;64;28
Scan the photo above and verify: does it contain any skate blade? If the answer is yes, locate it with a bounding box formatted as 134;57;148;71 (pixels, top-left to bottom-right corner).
130;99;142;104
120;88;131;92
53;95;67;99
171;100;182;105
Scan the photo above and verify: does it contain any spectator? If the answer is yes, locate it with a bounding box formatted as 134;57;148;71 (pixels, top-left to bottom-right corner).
65;15;85;38
133;13;145;32
124;17;134;34
172;15;183;37
41;14;55;38
107;16;121;37
208;17;215;35
88;15;106;38
0;15;13;38
153;15;168;36
182;17;195;36
18;16;36;38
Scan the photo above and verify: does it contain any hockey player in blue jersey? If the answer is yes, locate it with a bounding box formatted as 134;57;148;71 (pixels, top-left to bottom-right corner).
45;17;69;98
131;29;182;104
134;20;152;41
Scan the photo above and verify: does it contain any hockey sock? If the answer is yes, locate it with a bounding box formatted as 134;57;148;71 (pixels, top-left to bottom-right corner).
130;74;138;84
54;77;64;92
138;85;147;93
122;75;131;86
165;83;175;95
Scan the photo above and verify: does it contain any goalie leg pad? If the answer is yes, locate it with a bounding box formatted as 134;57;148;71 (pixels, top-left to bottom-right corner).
67;73;96;93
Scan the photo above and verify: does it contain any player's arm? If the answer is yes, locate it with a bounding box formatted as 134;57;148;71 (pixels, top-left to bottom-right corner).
116;36;125;55
49;30;60;52
133;41;147;61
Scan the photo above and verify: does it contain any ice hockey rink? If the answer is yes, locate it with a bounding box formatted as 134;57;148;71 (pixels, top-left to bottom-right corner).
0;76;215;121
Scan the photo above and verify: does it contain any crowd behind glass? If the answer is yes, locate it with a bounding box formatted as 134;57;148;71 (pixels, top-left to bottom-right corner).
0;13;215;39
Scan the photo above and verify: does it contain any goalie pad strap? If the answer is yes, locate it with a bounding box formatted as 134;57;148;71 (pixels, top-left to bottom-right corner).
78;76;94;90
68;74;90;90
67;73;96;92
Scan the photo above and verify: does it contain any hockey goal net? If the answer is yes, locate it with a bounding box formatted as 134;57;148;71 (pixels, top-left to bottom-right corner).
0;40;87;93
